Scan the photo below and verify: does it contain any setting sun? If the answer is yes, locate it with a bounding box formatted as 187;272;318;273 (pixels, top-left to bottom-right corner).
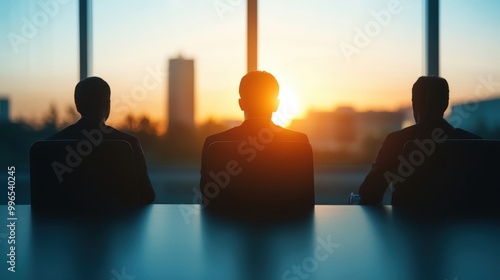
273;86;302;127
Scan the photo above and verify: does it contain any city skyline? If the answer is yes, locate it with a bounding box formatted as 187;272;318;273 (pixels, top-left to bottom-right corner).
1;0;500;129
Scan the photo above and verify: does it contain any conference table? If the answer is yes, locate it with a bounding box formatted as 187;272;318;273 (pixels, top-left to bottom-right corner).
1;205;499;280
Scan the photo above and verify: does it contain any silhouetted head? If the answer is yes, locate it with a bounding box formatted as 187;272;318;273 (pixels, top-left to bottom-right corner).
238;71;280;119
412;76;449;123
74;76;111;120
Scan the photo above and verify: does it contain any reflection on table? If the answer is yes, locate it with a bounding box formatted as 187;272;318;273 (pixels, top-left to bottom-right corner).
0;205;499;280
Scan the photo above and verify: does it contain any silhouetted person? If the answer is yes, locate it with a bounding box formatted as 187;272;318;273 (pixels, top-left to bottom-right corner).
358;76;480;205
199;71;312;215
48;76;155;204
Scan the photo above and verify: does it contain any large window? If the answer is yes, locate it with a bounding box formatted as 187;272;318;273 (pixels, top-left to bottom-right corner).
1;1;499;205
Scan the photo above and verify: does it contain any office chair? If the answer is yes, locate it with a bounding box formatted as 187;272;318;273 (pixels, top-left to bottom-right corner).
393;139;500;212
30;140;139;210
203;141;315;217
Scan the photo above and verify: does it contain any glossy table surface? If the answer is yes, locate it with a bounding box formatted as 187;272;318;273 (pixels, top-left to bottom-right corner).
1;205;499;280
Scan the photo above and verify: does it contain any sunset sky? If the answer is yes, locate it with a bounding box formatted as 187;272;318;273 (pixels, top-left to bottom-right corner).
1;0;499;129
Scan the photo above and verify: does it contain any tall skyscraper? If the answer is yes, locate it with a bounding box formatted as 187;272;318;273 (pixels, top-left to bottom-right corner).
0;97;9;123
168;56;195;132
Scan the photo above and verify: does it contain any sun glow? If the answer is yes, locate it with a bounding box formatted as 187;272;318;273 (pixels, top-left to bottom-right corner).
273;86;302;127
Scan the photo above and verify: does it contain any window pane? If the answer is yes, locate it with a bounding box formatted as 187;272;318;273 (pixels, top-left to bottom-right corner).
93;0;246;129
441;0;500;138
0;0;78;204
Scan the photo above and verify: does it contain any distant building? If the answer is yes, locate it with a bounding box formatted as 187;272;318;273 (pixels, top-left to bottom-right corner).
290;107;404;152
447;97;500;135
168;56;195;132
0;97;9;123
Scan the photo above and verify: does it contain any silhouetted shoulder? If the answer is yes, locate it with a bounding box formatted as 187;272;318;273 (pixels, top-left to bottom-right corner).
105;126;141;145
384;121;481;142
382;125;417;144
272;125;309;143
204;126;244;143
205;122;309;144
48;120;140;144
46;123;82;140
452;128;481;139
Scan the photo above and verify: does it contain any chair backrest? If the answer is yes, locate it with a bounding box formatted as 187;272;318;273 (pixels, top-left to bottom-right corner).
393;139;500;212
30;140;139;209
203;141;314;217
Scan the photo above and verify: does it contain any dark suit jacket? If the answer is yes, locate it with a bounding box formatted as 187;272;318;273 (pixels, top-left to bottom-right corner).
47;117;155;204
200;118;309;191
358;119;480;205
